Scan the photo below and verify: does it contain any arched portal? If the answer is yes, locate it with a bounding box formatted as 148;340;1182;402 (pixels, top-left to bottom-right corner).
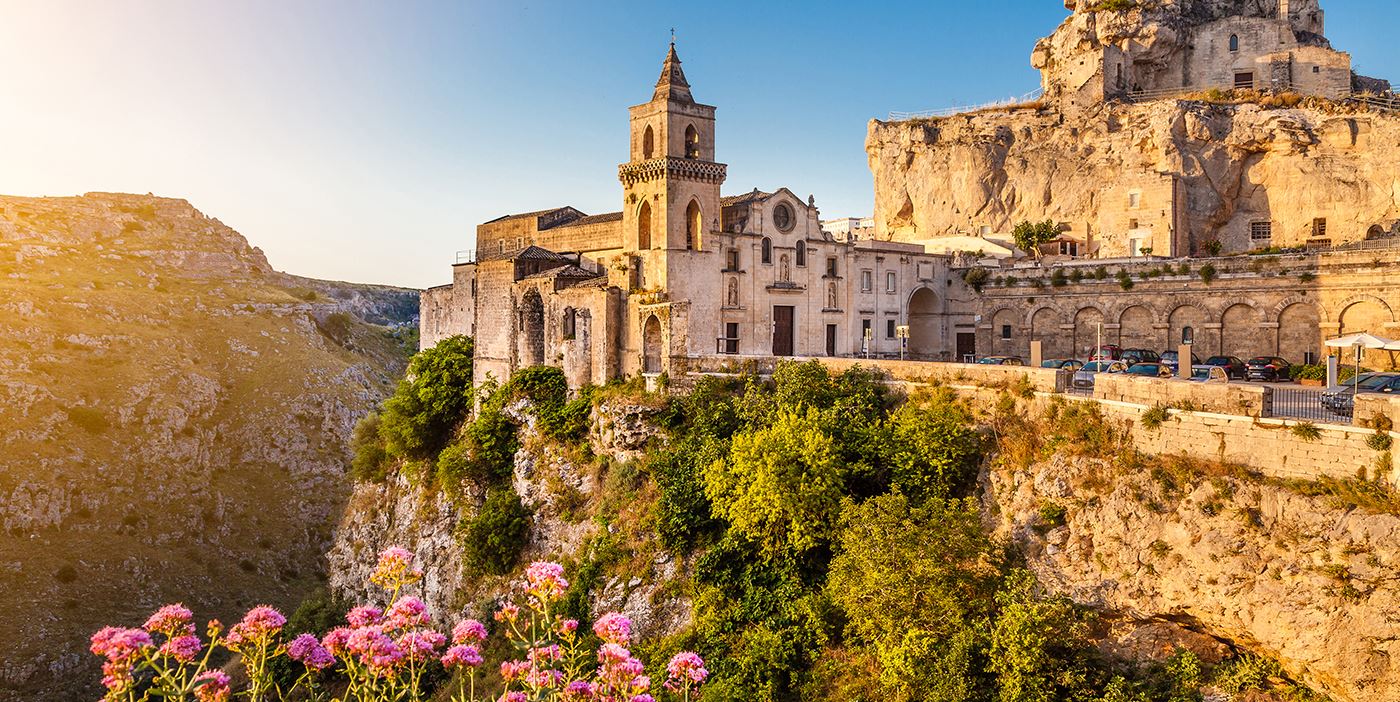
1030;307;1067;359
908;288;939;359
684;124;700;159
642;315;663;374
1118;305;1155;350
1339;299;1395;368
1278;302;1320;363
637;200;653;250
642;125;655;159
1169;305;1210;356
1220;303;1259;357
1073;307;1105;358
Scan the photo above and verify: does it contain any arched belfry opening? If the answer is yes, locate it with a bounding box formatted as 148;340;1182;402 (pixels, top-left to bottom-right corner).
642;315;663;374
686;199;702;250
684;124;700;159
638;200;653;250
642;125;655;159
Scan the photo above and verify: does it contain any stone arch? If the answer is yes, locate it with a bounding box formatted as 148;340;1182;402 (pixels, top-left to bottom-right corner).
1229;34;1239;52
637;200;653;250
908;287;939;358
1168;303;1211;353
642;314;663;374
1073;306;1106;358
1337;296;1396;368
1117;305;1156;350
642;124;655;159
684;124;700;159
685;199;702;250
1220;302;1260;357
991;307;1019;355
1029;306;1068;359
1277;301;1321;363
761;236;772;264
1368;224;1387;239
519;288;545;366
1330;294;1394;325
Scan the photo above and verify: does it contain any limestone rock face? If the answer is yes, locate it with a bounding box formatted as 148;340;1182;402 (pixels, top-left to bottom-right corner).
0;192;416;702
867;100;1400;253
988;452;1400;702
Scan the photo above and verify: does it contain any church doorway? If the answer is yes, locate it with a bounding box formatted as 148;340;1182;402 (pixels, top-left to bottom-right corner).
907;287;939;358
643;315;663;373
772;306;795;356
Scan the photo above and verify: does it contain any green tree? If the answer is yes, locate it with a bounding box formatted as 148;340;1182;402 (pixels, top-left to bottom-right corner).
1012;220;1061;258
379;335;475;458
705;408;844;555
461;487;531;575
885;390;982;501
989;570;1090;702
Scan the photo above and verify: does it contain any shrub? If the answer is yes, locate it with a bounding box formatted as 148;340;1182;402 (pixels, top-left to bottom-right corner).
1198;263;1218;284
349;412;389;482
1202;240;1223;256
989;570;1091;702
1037;500;1066;528
1012;219;1061;256
1050;269;1068;287
1117;270;1135;291
964;267;991;292
1368;432;1394;452
460;487;531;575
379;335;475;458
1291;422;1322;442
885;392;982;502
1140;404;1170;430
1213;654;1283;694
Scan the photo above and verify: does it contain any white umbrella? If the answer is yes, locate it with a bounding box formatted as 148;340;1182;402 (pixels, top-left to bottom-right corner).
1324;333;1397;385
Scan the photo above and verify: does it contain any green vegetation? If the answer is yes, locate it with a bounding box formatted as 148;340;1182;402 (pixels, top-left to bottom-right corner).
1291;422;1323;442
1198;263;1218;285
964;267;991;292
1012;219;1060;256
1089;0;1138;10
461;487;532;575
1140;404;1170;430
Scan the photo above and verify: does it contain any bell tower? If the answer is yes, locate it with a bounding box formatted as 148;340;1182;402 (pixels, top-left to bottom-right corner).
619;42;726;265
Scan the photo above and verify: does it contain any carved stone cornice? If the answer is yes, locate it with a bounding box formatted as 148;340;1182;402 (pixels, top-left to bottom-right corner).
618;157;728;186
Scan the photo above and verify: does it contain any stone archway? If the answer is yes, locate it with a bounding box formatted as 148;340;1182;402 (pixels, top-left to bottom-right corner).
1338;298;1396;368
1278;302;1321;363
1030;307;1068;359
1169;304;1210;355
1117;305;1156;350
990;307;1020;356
1073;307;1105;358
908;288;939;358
642;314;663;374
519;288;545;366
1220;303;1259;358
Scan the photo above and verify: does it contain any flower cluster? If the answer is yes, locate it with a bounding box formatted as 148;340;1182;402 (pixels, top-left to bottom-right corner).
90;547;708;702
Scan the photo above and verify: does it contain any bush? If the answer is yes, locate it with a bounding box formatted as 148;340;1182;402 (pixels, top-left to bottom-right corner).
1140;404;1170;430
379;336;475;459
1291;422;1322;442
1368;432;1394;452
461;487;531;575
1117;270;1135;291
1037;500;1066;528
964;268;991;292
350;412;389;481
1198;264;1218;285
885;391;982;501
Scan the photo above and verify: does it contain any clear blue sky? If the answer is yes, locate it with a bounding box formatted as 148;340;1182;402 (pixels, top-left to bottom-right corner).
2;1;1397;289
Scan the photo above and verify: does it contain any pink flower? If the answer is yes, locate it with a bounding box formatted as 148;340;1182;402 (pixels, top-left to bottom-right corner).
143;604;195;636
288;633;335;670
526;667;566;688
347;626;404;674
502;693;527;702
193;670;230;702
90;627;153;662
347;606;383;628
494;601;520;623
321;627;352;656
562;680;596;700
158;634;202;663
452;618;488;644
665;651;709;686
441;644;483;669
100;660;134;693
528;644;562;664
592;612;632;645
386;597;428;630
371;546;423;589
557;619;579;636
524;561;569;601
397;629;447;662
597;642;631;665
227;606;285;647
500;659;531;681
632;696;656;702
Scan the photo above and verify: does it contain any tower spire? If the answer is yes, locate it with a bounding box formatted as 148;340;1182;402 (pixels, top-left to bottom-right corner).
653;39;693;103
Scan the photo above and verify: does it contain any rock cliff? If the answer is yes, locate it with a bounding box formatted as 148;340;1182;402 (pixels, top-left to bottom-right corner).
990;451;1400;702
0;193;417;701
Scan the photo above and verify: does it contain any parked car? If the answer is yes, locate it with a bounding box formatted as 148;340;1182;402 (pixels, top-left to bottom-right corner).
1121;349;1161;365
977;356;1025;366
1189;365;1230;383
1071;360;1127;390
1160;350;1201;371
1125;362;1174;378
1041;359;1084;370
1090;345;1123;361
1245;356;1293;382
1204;355;1248;379
1322;372;1400;416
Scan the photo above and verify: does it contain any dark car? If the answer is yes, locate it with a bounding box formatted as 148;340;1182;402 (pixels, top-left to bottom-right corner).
1204;355;1248;380
1090;345;1123;361
1125;362;1173;378
977;356;1025;366
1160;350;1201;371
1246;356;1293;382
1121;349;1161;365
1041;359;1084;371
1071;360;1127;389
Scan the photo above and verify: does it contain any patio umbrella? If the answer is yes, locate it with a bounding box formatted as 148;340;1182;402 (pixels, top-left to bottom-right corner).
1325;332;1397;385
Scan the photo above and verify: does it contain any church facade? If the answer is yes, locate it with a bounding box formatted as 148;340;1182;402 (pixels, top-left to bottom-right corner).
420;45;963;388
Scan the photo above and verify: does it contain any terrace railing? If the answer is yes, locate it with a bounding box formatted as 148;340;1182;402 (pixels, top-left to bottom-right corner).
887;88;1044;122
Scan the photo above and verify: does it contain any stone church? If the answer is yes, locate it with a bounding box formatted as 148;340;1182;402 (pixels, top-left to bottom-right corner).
421;45;960;387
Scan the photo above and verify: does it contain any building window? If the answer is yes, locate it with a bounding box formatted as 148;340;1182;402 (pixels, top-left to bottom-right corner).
1313;218;1328;238
860;270;873;292
1129;218;1139;230
1058;241;1079;256
638;200;652;249
761;237;772;264
498;240;506;254
795;240;806;267
1128;191;1140;208
826;257;838;277
773;203;794;232
725;248;739;271
861;319;872;351
1182;326;1194;346
642;124;655;159
516;236;524;249
886;319;897;339
1001;324;1012;341
1250;221;1272;244
1229;34;1239;52
686;199;702;250
724;322;739;354
1234;72;1254;89
562;308;576;340
685;125;700;159
885;271;896;293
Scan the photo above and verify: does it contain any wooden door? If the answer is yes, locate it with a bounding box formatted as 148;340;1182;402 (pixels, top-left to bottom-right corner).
956;332;976;363
825;324;837;357
773;306;795;357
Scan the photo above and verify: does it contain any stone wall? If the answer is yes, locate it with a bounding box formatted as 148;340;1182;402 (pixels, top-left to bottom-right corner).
1354;394;1400;430
1093;373;1269;416
688;354;1066;393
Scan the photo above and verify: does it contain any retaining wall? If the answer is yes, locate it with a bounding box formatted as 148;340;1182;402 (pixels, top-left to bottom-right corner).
1093;373;1270;417
689;355;1066;392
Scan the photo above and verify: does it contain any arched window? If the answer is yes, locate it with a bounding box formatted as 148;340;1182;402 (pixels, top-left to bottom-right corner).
562;307;576;339
642;125;655;159
685;125;700;159
761;237;772;264
638;200;652;250
686;200;702;250
1229;34;1239;52
795;240;806;267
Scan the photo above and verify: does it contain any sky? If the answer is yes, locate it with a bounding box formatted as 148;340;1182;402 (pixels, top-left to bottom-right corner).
2;1;1398;289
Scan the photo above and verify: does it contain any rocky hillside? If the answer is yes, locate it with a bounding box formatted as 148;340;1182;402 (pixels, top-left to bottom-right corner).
0;193;416;701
